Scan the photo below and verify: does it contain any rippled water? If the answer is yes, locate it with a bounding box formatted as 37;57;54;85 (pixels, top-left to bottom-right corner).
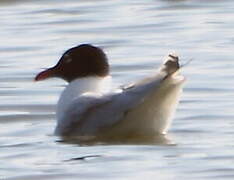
1;0;234;179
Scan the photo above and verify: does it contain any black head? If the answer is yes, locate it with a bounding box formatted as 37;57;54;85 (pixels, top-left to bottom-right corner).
35;44;109;82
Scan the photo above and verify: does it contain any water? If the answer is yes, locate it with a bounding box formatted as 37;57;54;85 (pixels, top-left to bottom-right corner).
1;0;234;179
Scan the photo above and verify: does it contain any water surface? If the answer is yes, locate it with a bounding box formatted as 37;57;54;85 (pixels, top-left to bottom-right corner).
1;0;234;179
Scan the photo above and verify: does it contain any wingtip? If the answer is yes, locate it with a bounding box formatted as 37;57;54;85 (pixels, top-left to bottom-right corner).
167;51;179;62
161;52;180;75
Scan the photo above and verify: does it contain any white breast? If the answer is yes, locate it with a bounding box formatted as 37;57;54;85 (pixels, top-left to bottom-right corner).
56;76;111;122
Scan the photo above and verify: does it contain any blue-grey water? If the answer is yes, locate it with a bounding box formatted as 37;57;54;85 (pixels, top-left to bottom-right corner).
1;0;234;179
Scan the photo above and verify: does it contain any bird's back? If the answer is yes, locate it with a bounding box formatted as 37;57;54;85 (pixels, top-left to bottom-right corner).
103;74;184;137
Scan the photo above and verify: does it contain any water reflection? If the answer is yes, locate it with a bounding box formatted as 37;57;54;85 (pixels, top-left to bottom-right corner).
57;134;174;146
64;155;102;162
0;0;31;5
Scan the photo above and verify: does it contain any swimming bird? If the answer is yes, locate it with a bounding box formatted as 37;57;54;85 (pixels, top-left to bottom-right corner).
35;44;185;139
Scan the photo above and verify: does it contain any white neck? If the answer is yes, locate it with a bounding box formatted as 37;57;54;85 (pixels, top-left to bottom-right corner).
56;76;111;120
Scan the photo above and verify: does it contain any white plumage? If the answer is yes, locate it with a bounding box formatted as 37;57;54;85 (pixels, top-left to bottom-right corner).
54;54;185;138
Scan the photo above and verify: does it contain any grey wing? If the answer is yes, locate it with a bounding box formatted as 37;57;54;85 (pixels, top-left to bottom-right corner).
58;83;164;136
56;74;168;136
56;92;139;136
55;93;113;136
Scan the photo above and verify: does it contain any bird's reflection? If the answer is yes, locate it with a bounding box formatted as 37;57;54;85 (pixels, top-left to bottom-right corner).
56;133;175;146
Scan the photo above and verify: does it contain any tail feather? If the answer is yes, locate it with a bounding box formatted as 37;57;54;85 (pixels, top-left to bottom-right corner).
161;53;180;75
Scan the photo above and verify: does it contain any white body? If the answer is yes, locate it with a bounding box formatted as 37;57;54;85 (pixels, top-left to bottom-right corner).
56;76;111;121
55;55;185;138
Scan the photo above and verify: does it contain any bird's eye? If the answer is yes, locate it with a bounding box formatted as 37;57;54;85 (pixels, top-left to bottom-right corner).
64;57;72;64
63;54;72;64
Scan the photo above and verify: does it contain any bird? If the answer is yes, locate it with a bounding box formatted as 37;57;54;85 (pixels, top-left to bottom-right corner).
35;44;185;139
